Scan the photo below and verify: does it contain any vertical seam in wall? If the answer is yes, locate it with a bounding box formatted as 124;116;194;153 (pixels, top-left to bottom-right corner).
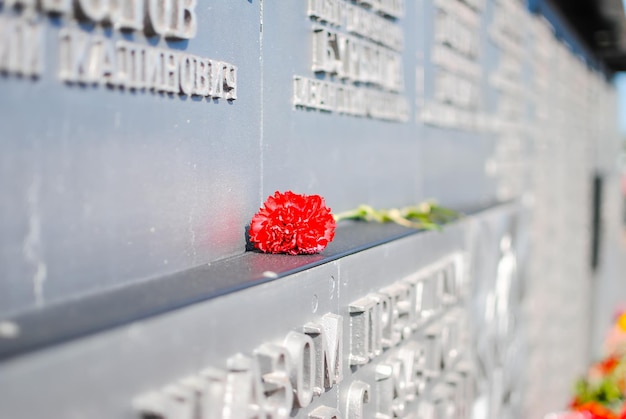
259;0;265;205
335;261;341;413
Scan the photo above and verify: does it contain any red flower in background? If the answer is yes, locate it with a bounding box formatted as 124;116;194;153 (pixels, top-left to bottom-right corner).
249;191;336;255
573;401;619;419
598;356;620;375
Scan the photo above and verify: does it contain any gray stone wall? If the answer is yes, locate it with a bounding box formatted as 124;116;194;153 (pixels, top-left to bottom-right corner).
0;1;623;418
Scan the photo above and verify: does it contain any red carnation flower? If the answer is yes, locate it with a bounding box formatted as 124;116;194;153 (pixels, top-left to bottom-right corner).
249;191;336;255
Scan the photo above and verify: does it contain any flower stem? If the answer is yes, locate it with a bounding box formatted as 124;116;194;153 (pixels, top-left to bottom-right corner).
333;201;461;230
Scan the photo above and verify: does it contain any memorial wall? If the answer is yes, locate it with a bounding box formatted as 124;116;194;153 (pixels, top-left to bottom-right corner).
0;0;622;418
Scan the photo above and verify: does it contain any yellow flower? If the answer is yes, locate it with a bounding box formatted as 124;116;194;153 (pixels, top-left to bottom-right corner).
618;313;626;332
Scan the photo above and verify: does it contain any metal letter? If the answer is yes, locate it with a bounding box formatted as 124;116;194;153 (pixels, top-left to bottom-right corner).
76;0;110;22
58;28;94;83
115;41;145;89
179;54;195;95
133;383;195;419
110;0;145;31
194;58;210;96
309;405;343;419
375;364;393;419
223;353;267;419
284;331;315;408
374;291;397;349
146;0;173;37
223;63;237;100
345;380;370;419
91;36;117;85
163;50;179;93
303;313;343;395
254;343;294;419
382;358;407;417
171;0;197;39
144;47;165;91
41;0;72;14
425;326;444;379
198;368;227;419
349;295;380;365
208;60;225;98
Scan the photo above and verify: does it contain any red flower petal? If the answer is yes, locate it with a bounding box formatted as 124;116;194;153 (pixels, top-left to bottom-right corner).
573;402;619;419
249;191;336;255
598;356;620;374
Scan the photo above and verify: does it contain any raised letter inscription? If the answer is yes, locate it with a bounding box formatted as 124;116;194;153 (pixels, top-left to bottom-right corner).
294;0;408;122
0;1;237;103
